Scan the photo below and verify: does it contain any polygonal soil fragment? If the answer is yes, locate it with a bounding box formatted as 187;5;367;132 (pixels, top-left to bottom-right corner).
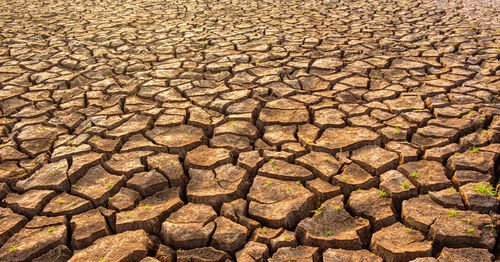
213;120;259;139
70;209;110;249
296;195;370;249
116;188;183;234
379;170;418;207
258;159;314;182
295;152;341;182
176;247;230;262
332;163;377;195
3;189;56;218
437;247;494;262
184;145;232;170
67;152;104;183
161;203;217;249
108;187;141;211
235;241;269;262
42;192;93;217
211;216;249;252
250;226;283;246
145;125;206;157
305;178;341;206
126;170;168;198
347;188;397;231
107;114;152;138
312;127;380;154
429;210;495;250
398;160;452;193
401;195;447;232
428;187;465;210
452;170;492;187
147;153;186;187
370;222;432;262
0;161;28;186
323;249;383;262
0;216;67;262
15;159;69;192
103;150;152;178
269;246;319;262
247;176;314;228
0;207;27;247
351;145;399;175
313;108;346;129
32;245;72;262
68;230;153;262
447;151;496;176
270;230;297;252
459;182;499;213
262;125;297;146
71;165;125;206
187;164;249;210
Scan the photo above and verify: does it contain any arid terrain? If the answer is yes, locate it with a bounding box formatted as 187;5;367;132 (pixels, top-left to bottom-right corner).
0;0;499;261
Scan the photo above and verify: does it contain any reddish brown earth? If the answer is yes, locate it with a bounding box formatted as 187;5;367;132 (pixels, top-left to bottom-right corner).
0;0;499;261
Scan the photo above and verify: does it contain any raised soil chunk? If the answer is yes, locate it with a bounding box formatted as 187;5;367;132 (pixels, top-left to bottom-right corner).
184;145;233;170
161;203;217;250
351;145;399;175
437;247;494;262
70;208;110;250
385;141;420;164
262;125;297;146
32;245;72;262
126;170;168;198
313;108;346;129
332;163;377;195
145;125;206;157
305;178;342;206
347;188;397;231
423;143;461;163
15;159;69;192
270;230;297;253
459;182;499;214
187;164;249;210
398;160;452;193
42;192;93;217
370;222;433;262
67;152;104;184
296;195;370;249
108;187;141;211
235;241;269;262
107;114;152;138
211;216;249;252
428;187;465;210
428;210;496;250
146;153;186;187
176;247;230;262
452;170;492;187
249;227;283;246
258;159;314;182
71;165;125;206
268;246;319;262
213;120;259;139
68;230;153;262
0;207;27;247
103;150;152;178
379;170;418;206
312;127;380;154
401;195;447;232
3;189;56;218
247;176;314;229
295;152;341;182
116;188;183;235
257;107;309;129
237;150;265;175
0;216;67;262
447;151;496;176
323;249;383;262
220;198;260;232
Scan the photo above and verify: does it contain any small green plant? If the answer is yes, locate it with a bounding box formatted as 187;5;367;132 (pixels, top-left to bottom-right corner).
177;248;182;253
481;130;488;134
260;227;267;233
471;182;497;196
406;227;413;232
409;172;420;179
8;245;16;253
71;201;76;206
324;230;332;236
466;227;475;234
378;190;387;197
335;206;341;210
230;201;235;205
286;186;292;192
230;121;236;126
58;200;65;204
447;209;459;217
311;206;324;216
283;234;290;240
105;182;113;188
485;224;497;237
296;181;301;185
265;180;272;186
454;152;461;156
47;226;55;232
470;146;479;153
144;204;150;210
126;213;131;219
402;181;410;189
392;127;400;134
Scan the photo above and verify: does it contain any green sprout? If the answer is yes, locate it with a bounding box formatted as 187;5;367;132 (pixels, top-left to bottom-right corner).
265;180;272;186
47;226;55;232
283;234;290;240
466;227;475;234
58;200;65;204
126;213;131;219
286;186;292;192
470;146;479;153
9;245;17;253
311;206;324;216
105;182;113;188
407;227;413;232
471;182;497;196
144;204;150;210
447;209;459;217
378;190;387;197
392;127;400;134
324;230;332;236
454;152;461;156
71;201;76;206
402;181;410;189
409;172;420;179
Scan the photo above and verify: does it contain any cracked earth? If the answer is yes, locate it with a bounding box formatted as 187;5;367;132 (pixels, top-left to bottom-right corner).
0;0;499;261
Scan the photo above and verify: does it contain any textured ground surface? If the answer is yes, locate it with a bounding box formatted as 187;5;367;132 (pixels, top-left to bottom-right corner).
0;0;499;261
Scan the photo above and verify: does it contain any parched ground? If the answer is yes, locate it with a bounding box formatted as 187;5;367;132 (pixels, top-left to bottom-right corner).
0;0;499;261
